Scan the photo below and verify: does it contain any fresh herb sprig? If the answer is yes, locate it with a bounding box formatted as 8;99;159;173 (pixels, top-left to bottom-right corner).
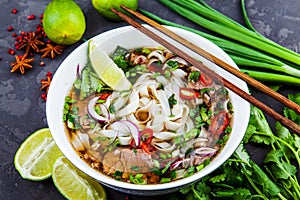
74;62;107;100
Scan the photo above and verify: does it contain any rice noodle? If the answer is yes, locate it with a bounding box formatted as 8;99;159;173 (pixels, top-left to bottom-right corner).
65;46;233;183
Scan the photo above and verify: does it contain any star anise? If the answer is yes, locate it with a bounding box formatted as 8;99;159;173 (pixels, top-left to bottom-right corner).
10;54;34;74
19;32;45;54
40;74;52;93
40;43;64;59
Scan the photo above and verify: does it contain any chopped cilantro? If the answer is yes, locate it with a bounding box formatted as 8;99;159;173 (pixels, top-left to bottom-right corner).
160;177;171;183
167;60;179;70
188;71;200;82
168;93;177;108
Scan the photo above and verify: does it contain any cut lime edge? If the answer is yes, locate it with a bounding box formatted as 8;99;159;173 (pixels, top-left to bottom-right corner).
14;128;107;199
14;128;53;181
52;156;107;200
88;40;132;91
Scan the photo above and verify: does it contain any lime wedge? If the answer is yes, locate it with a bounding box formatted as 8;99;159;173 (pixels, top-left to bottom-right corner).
52;156;107;200
88;40;131;91
14;128;63;181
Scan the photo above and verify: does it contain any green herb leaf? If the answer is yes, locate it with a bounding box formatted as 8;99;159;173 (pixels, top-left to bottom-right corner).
250;160;281;197
188;71;200;82
209;173;226;183
212;188;251;198
244;105;274;145
233;144;250;166
168;93;177;108
166;60;179;70
79;67;91;100
263;150;297;180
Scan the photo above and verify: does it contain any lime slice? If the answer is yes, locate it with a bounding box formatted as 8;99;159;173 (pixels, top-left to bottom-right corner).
14;128;63;181
52;156;107;200
88;40;131;91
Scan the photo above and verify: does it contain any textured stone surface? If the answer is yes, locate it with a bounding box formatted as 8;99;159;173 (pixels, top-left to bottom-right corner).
0;0;299;199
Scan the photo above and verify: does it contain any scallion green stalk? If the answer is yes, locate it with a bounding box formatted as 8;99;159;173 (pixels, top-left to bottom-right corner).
241;69;300;86
139;9;300;84
156;0;300;66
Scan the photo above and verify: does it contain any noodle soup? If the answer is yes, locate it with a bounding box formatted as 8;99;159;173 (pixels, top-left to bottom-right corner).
63;45;233;184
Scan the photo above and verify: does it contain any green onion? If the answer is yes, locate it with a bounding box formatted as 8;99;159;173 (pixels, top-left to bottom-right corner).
196;164;204;171
139;4;300;85
156;0;300;66
160;177;171;183
188;71;200;82
161;162;172;174
166;60;180;70
241;69;300;86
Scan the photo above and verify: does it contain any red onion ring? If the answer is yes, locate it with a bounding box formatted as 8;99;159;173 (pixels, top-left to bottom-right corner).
119;120;140;146
87;96;110;123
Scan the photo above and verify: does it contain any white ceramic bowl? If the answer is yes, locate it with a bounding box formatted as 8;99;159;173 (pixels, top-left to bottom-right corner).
46;26;250;195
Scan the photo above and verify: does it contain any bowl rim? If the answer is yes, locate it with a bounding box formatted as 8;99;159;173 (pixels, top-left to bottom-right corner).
46;25;250;191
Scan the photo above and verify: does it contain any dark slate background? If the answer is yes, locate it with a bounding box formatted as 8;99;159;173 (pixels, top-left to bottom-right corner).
0;0;299;199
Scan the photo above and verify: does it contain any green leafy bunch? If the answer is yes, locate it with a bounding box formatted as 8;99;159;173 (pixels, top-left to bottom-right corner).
169;94;300;200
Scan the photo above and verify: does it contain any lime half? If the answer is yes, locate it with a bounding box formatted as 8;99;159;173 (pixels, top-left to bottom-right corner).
52;156;107;200
14;128;63;181
88;40;131;91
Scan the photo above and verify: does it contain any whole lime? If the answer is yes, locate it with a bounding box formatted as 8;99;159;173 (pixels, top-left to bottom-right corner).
92;0;138;21
43;0;86;45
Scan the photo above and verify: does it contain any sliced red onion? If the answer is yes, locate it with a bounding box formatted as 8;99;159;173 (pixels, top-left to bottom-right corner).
194;147;217;157
120;120;140;146
170;158;190;170
108;120;140;146
87;96;110;123
192;156;209;166
180;137;209;154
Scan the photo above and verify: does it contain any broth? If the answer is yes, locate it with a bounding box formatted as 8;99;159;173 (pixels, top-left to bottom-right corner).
63;45;233;184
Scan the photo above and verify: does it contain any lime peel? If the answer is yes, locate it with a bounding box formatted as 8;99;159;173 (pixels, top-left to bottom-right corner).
43;0;86;45
52;156;107;200
14;128;63;181
88;40;132;91
92;0;138;21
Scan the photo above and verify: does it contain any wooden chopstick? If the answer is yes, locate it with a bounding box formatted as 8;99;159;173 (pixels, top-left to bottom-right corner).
120;5;300;116
111;7;300;136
